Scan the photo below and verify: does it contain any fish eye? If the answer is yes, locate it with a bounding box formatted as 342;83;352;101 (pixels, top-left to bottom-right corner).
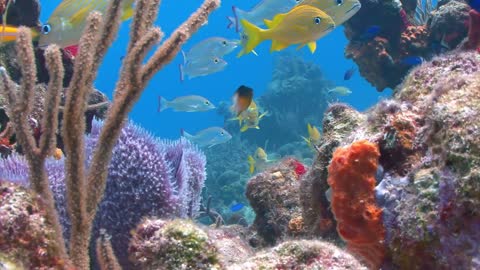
205;101;210;105
221;131;225;135
41;24;52;35
314;17;321;24
336;0;343;5
214;58;219;63
222;40;227;46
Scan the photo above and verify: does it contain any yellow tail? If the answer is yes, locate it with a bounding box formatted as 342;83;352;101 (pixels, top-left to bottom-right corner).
238;19;265;57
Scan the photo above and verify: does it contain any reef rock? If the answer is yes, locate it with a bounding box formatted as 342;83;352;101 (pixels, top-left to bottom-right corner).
129;219;254;269
246;158;307;247
227;240;367;270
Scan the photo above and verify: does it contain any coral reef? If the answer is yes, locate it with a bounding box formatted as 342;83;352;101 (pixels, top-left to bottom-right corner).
0;0;220;267
0;180;65;269
328;140;385;269
306;50;480;268
300;104;364;238
0;120;207;268
227;240;367;270
129;219;221;270
344;0;471;91
245;158;307;246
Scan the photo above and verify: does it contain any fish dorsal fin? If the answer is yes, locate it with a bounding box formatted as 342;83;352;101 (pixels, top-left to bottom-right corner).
69;4;95;25
121;0;135;21
270;40;289;52
266;13;287;29
263;19;274;28
307;41;317;53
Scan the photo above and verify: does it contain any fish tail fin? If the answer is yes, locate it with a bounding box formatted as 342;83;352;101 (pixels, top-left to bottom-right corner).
227;16;236;30
121;0;135;21
181;50;187;65
158;96;168;112
248;155;256;174
232;5;244;33
179;64;185;82
180;129;194;140
238;19;265;57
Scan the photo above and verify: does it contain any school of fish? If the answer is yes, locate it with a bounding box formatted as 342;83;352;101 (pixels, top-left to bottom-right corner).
0;0;363;167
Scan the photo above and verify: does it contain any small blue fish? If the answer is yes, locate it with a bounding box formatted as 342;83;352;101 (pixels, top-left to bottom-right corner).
158;95;215;112
179;56;227;81
230;203;245;212
343;66;356;80
468;0;480;12
183;37;240;64
181;127;232;148
359;25;381;41
400;56;424;67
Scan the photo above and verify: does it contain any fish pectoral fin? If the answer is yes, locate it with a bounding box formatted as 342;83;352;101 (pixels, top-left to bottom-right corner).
259;111;269;119
307;42;317;53
240;125;249;132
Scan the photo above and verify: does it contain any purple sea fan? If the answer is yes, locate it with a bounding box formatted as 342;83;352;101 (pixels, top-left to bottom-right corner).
0;120;207;268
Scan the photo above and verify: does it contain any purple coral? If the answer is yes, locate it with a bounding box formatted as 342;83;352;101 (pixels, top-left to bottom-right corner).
0;120;206;268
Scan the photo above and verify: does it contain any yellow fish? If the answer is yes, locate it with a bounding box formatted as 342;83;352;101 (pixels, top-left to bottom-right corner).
295;0;361;26
232;101;268;132
0;25;39;43
301;123;322;149
38;0;135;49
238;5;335;57
248;147;276;174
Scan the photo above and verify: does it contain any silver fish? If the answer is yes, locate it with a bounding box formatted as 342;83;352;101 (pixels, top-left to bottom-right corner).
183;37;239;63
179;56;227;81
158;95;215;112
181;127;232;148
227;0;303;32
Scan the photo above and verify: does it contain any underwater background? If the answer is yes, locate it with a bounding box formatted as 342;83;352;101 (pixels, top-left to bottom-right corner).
1;0;480;269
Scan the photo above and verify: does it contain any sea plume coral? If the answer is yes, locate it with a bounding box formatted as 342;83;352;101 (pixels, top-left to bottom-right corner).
0;120;207;268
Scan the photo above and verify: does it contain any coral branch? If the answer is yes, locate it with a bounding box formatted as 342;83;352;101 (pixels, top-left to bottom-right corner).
0;28;69;265
96;229;122;270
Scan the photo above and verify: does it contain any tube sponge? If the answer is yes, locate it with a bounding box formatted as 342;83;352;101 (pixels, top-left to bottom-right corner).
327;140;385;269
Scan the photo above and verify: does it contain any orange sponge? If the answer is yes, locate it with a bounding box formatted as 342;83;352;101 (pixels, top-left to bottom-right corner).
327;140;385;269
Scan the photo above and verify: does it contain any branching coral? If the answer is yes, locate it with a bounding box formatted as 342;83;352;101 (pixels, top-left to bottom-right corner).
0;0;220;268
327;140;385;269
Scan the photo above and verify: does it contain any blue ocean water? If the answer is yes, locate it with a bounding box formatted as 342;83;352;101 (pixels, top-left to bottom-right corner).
40;0;391;140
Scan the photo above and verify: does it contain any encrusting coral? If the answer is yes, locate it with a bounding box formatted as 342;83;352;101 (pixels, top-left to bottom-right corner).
327;140;385;269
0;0;220;268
